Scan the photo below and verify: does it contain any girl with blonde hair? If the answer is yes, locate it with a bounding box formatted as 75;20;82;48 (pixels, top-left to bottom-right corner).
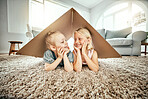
73;27;99;72
43;31;74;72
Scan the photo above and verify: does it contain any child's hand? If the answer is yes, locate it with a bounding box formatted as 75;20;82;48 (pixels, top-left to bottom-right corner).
82;41;87;56
57;47;64;59
64;47;70;55
73;44;80;53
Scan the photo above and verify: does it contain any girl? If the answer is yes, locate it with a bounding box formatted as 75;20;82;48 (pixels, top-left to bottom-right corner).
43;31;74;72
73;28;99;72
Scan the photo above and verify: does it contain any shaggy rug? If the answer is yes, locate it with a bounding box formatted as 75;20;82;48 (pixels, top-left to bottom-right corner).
0;55;147;99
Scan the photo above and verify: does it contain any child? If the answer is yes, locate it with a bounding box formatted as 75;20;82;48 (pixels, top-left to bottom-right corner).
43;31;74;72
73;27;99;72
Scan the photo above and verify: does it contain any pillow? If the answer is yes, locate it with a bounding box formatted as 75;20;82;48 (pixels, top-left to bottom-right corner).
97;29;106;39
32;30;41;37
106;27;132;39
27;24;32;32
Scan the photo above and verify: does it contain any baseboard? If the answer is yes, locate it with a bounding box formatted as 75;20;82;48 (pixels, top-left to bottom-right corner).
0;50;9;54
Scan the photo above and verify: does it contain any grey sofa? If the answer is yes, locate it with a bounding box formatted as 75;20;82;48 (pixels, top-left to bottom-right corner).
97;27;147;56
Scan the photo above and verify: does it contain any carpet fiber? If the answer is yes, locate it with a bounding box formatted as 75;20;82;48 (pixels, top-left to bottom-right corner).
0;55;148;98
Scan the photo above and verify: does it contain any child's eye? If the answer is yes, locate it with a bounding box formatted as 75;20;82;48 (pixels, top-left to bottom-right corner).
79;38;82;40
61;41;64;43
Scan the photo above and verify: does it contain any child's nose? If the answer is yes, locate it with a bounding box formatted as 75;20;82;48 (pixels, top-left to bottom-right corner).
75;39;79;43
65;41;68;45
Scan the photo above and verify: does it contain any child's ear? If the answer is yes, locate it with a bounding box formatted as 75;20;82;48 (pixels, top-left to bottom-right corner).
50;45;56;51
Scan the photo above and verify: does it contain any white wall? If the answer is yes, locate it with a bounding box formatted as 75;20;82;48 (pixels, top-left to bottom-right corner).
7;0;28;33
0;0;90;53
0;0;29;53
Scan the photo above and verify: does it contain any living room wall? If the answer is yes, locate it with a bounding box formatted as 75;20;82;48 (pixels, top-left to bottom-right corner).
0;0;28;53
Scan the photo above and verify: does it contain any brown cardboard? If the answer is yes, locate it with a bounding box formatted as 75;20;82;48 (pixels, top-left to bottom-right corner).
17;8;121;58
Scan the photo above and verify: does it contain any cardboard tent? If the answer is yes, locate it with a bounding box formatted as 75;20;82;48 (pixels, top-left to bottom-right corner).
17;8;121;58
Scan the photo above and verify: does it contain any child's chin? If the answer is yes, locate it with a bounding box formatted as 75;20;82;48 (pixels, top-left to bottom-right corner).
77;46;82;49
63;47;69;51
75;45;81;48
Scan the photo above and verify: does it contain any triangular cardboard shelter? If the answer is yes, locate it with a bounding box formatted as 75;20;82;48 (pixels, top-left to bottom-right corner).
17;8;121;58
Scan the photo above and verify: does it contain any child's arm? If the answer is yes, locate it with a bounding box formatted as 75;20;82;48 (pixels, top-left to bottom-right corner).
45;57;62;71
82;42;99;72
63;49;73;72
45;48;64;71
83;50;99;72
73;46;82;72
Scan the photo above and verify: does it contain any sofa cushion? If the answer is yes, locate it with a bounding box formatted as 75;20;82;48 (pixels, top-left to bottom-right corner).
97;29;105;39
106;27;132;39
32;30;41;37
106;38;133;46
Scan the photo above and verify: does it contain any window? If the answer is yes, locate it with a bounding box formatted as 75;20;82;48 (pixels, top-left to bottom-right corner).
30;1;44;28
96;2;146;31
29;0;68;29
104;3;128;16
104;16;113;30
114;9;129;29
132;4;146;32
44;1;68;28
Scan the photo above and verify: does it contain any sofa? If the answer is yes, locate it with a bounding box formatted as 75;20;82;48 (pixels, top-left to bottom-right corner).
97;27;147;56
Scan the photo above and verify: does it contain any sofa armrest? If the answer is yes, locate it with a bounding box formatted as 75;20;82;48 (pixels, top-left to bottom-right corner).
126;31;147;56
126;31;147;41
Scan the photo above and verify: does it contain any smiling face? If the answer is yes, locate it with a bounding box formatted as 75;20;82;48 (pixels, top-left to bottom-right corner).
74;31;88;49
54;33;68;50
46;31;69;52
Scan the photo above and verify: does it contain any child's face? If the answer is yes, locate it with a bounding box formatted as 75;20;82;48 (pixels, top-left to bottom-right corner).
74;32;88;49
54;33;69;51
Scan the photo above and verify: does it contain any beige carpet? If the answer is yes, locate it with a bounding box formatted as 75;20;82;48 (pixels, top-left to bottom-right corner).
0;55;148;98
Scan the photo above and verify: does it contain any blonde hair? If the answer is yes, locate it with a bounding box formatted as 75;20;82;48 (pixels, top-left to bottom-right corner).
45;31;62;49
75;27;94;50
